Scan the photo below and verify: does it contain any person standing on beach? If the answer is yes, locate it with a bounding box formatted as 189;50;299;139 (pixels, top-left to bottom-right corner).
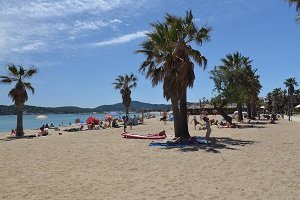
161;111;168;125
203;117;212;142
190;116;199;130
122;116;127;133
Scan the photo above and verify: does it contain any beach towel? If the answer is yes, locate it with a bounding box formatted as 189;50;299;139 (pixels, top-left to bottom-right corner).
149;137;211;147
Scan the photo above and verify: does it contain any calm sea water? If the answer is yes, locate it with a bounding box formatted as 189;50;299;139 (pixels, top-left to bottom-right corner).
0;113;140;133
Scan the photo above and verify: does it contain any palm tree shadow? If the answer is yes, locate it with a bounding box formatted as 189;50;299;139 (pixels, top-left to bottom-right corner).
160;137;255;153
0;135;36;142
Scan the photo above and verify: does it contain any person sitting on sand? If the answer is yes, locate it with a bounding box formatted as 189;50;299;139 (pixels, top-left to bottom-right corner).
112;119;120;128
37;127;48;137
10;129;16;136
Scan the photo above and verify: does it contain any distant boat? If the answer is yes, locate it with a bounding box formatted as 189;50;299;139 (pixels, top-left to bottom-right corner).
36;115;48;120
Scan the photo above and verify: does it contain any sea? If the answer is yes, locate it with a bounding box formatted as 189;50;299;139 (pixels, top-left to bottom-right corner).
0;113;142;133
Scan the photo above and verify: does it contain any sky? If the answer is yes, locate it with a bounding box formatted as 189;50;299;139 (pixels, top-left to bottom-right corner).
0;0;299;108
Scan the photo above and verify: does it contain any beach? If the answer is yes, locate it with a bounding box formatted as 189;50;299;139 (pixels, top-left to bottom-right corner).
0;116;300;200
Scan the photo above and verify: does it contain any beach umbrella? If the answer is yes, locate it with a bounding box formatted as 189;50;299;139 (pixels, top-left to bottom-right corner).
86;116;100;125
295;104;300;109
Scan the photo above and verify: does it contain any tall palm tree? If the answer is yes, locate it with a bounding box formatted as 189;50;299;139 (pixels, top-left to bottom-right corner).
137;10;211;139
137;21;183;137
0;64;38;137
166;11;211;138
284;77;298;121
112;73;137;118
288;0;300;21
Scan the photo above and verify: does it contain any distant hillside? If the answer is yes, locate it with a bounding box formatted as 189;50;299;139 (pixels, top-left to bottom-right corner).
0;101;171;115
94;101;171;112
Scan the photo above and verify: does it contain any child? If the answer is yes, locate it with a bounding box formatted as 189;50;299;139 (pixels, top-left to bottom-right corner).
191;116;199;130
203;117;212;142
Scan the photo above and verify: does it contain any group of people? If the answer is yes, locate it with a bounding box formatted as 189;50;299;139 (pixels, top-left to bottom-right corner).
190;115;212;142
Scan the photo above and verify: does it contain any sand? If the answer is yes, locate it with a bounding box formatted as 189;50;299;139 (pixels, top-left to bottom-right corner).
0;116;300;200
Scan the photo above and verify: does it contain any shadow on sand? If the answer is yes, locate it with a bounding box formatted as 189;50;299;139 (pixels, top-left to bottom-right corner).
160;137;255;153
0;135;36;142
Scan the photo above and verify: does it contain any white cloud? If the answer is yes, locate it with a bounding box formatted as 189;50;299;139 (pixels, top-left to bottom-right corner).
109;19;123;23
1;0;132;18
0;0;145;61
13;41;46;52
93;31;148;47
72;20;109;33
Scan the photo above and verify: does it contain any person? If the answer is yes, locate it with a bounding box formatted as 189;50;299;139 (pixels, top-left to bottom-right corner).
107;117;112;128
112;119;120;128
80;125;84;131
10;129;16;136
160;111;168;125
122;116;127;133
190;116;199;130
37;127;48;137
270;114;276;124
203;117;212;142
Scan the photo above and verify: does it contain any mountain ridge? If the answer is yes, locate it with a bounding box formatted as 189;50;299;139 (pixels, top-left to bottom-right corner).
0;101;172;115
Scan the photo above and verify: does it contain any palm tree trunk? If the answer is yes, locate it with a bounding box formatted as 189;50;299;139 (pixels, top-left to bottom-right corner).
171;97;181;138
179;89;190;139
251;103;256;119
125;107;129;119
237;103;243;122
246;102;251;119
288;95;291;121
16;104;24;137
214;106;232;125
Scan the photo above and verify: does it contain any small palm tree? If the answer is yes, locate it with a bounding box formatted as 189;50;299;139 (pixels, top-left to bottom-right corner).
0;64;38;137
284;77;298;121
112;73;137;118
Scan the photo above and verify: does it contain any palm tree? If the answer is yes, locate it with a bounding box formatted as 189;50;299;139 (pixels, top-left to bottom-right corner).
271;88;285;114
0;64;38;137
284;77;298;121
112;73;137;118
288;0;300;21
137;21;183;137
137;10;211;139
212;52;254;122
166;11;211;138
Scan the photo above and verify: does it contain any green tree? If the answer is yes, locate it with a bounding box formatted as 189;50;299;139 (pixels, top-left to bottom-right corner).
0;64;38;137
210;52;261;122
270;88;285;114
137;10;211;139
284;77;298;121
112;73;137;118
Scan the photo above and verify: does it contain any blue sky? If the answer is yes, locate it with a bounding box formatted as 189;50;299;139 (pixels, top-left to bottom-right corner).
0;0;299;108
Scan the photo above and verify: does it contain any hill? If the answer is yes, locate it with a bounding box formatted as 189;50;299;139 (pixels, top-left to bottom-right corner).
0;101;171;115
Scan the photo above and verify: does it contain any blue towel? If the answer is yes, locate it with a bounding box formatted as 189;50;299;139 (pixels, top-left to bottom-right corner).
149;138;210;147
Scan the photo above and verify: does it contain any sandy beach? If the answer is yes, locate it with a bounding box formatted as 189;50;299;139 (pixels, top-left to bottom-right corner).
0;116;300;200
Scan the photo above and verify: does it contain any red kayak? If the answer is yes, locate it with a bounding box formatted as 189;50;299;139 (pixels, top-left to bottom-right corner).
121;131;166;139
